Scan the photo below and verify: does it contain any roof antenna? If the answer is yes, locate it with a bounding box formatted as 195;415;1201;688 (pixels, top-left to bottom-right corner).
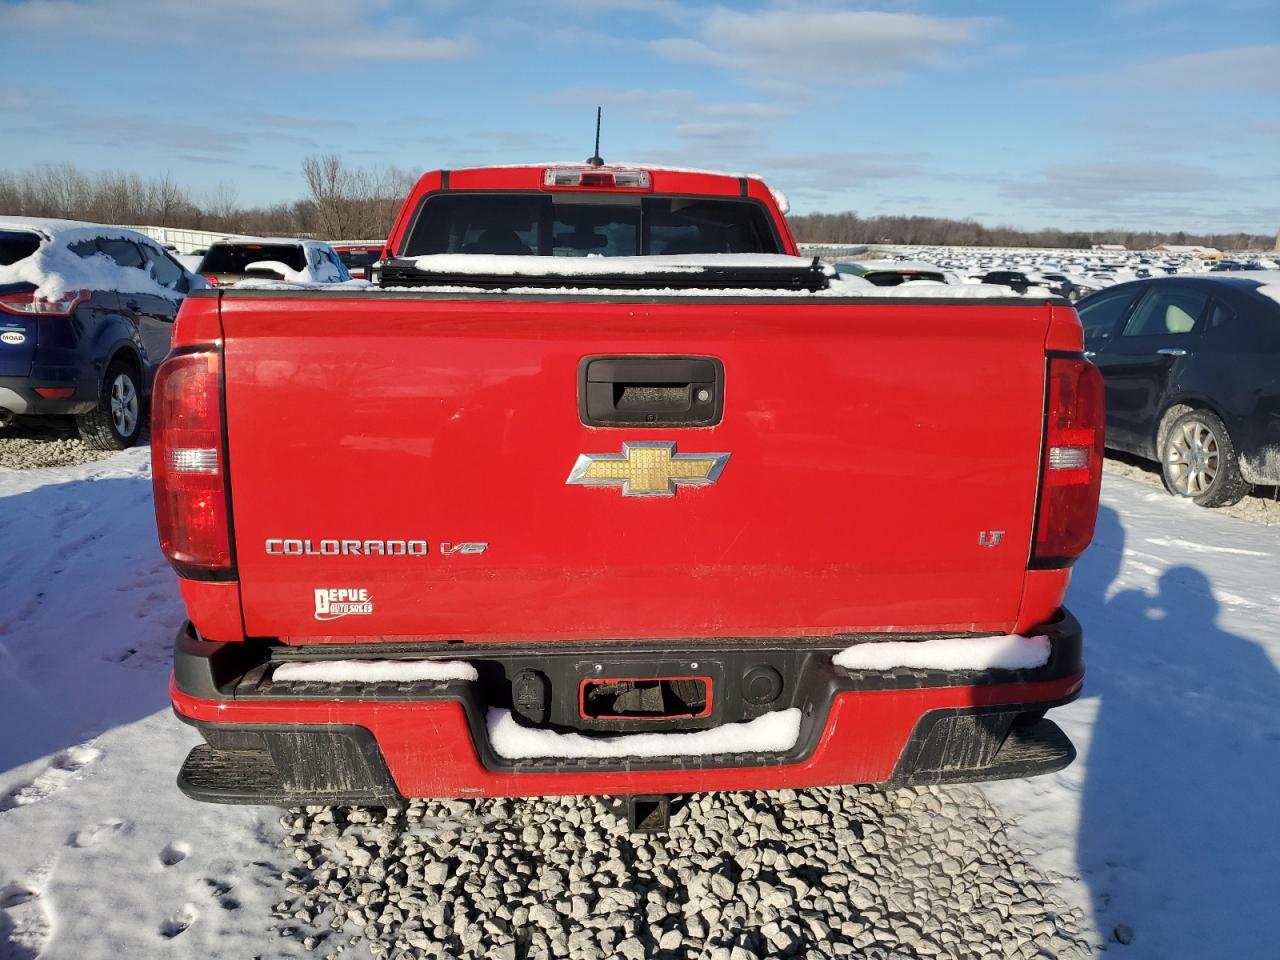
586;107;604;167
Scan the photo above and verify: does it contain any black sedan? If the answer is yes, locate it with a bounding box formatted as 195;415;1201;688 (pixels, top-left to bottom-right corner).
1077;274;1280;506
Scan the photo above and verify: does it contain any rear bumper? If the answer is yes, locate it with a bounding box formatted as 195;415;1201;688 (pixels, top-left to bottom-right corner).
171;610;1084;805
0;374;98;416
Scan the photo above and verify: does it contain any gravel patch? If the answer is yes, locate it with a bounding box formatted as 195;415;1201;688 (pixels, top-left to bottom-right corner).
1103;451;1280;526
0;422;136;469
273;786;1091;960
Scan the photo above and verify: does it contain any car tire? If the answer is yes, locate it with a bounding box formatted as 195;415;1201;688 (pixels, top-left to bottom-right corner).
77;359;143;450
1159;409;1251;507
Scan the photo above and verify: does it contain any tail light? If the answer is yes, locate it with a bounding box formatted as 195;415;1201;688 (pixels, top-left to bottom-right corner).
543;166;652;190
151;349;233;576
1032;356;1105;564
202;275;220;286
0;289;89;316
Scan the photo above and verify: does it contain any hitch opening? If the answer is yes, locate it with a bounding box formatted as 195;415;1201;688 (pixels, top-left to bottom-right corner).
580;676;711;721
627;794;674;833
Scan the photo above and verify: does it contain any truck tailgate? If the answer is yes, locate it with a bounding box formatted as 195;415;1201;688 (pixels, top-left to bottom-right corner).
220;294;1051;642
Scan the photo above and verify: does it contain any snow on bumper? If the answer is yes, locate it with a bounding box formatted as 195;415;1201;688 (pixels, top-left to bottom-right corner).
169;611;1084;804
486;707;803;761
833;633;1052;672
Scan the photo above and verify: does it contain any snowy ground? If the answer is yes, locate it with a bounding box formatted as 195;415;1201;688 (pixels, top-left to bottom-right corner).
1;444;1277;958
0;447;304;958
986;476;1280;957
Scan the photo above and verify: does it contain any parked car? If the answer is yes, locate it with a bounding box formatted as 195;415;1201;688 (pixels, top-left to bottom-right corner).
196;238;350;285
980;270;1058;296
332;241;384;281
157;162;1097;812
833;259;951;286
1078;274;1280;506
0;217;203;448
1039;272;1092;301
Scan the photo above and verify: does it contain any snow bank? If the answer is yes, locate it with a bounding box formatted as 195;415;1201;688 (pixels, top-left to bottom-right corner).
272;659;478;683
834;634;1051;672
486;707;802;760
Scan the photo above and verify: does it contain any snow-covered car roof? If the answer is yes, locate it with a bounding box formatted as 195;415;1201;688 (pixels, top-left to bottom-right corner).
207;236;335;249
1197;270;1280;286
836;259;947;274
1147;270;1280;306
0;215;162;246
0;216;203;300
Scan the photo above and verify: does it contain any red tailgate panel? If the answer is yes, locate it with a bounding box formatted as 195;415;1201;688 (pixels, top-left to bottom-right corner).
222;296;1050;642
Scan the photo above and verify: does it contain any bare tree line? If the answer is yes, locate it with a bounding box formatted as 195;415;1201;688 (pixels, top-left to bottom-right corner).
0;156;415;241
788;211;1273;252
0;158;1270;249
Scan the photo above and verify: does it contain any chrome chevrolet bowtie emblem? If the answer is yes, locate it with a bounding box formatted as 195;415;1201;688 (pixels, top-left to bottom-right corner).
566;442;730;497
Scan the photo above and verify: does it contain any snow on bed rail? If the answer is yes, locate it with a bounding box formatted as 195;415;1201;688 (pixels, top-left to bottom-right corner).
486;707;802;760
833;634;1051;672
367;280;1029;298
226;282;1037;299
408;253;815;276
272;659;478;683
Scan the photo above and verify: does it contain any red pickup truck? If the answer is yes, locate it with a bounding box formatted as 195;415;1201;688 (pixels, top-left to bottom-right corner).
155;163;1102;812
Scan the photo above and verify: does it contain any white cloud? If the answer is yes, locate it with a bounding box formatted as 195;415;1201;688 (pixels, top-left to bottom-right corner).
543;0;691;20
1138;44;1280;88
0;0;475;64
653;8;993;87
1001;161;1224;204
1056;44;1280;89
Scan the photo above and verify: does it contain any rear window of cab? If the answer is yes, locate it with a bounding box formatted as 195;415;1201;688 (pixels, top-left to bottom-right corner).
401;194;782;258
200;243;307;273
337;248;382;268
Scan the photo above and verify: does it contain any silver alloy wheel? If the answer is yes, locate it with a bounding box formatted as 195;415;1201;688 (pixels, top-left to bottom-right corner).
109;373;139;437
1165;418;1219;496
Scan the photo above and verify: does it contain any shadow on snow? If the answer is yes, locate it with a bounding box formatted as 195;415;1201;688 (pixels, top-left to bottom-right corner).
0;472;182;777
1073;504;1280;956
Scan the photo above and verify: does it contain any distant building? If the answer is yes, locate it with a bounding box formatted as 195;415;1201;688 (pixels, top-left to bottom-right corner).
1091;243;1126;251
1151;243;1222;258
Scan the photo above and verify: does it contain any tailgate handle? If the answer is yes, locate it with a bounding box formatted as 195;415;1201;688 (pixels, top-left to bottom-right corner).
579;355;723;427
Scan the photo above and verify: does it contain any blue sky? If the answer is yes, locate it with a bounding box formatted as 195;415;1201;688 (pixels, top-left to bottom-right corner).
2;0;1277;232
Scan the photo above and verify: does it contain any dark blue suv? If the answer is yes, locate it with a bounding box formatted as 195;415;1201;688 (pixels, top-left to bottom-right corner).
0;218;202;449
